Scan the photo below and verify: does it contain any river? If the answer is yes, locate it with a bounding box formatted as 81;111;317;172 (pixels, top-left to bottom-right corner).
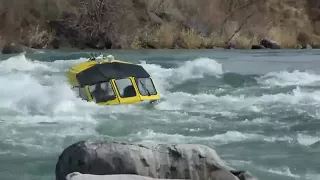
0;49;319;180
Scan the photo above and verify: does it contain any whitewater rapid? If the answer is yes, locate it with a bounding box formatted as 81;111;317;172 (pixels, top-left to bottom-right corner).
0;52;319;180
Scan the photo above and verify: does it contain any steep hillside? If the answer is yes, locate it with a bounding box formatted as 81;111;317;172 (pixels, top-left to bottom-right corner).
1;0;320;50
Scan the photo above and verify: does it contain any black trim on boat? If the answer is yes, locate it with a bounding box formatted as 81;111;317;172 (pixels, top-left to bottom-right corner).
76;62;150;86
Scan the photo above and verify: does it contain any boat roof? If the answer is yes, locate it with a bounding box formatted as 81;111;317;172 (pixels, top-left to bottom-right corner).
76;61;151;86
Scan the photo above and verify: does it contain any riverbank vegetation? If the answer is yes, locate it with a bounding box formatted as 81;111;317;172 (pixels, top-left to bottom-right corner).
1;0;320;51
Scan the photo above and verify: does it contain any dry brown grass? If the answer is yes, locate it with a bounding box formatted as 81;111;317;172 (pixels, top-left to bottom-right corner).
0;0;74;47
131;0;320;49
144;0;175;12
215;0;320;48
261;0;318;48
297;31;320;46
131;23;178;49
265;26;297;48
132;24;216;49
22;25;56;48
153;23;178;48
178;29;213;49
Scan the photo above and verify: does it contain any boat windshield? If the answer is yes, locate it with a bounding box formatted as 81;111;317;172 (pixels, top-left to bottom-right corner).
114;78;137;98
135;77;157;96
88;81;116;103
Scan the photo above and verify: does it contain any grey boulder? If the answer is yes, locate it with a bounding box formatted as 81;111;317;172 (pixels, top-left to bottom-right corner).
66;172;184;180
55;141;258;180
1;42;37;54
259;38;280;49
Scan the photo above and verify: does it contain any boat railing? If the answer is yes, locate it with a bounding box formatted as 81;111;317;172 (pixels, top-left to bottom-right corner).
87;52;115;62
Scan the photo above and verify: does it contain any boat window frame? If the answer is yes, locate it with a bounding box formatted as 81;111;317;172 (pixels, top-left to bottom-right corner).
79;87;89;101
113;77;137;98
87;81;117;103
134;77;158;96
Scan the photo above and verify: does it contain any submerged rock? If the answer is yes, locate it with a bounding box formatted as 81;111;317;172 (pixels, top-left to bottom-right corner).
251;45;266;49
259;38;280;49
224;42;238;49
55;141;258;180
1;42;37;54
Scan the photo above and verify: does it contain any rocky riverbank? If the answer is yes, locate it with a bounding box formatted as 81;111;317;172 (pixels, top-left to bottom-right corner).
1;0;320;53
55;141;258;180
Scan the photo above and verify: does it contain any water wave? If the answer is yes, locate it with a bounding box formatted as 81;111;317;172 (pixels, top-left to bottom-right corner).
0;54;319;180
257;70;320;87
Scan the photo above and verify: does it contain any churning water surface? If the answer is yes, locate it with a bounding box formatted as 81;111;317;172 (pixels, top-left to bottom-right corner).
0;49;320;180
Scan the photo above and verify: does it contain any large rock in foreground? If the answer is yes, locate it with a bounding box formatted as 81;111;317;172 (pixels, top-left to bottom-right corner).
66;172;184;180
56;141;258;180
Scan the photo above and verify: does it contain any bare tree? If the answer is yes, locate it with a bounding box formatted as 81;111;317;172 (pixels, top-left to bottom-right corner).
77;0;132;43
219;0;260;35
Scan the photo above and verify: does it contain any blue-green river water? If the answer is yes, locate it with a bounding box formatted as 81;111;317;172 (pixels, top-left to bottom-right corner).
0;49;320;180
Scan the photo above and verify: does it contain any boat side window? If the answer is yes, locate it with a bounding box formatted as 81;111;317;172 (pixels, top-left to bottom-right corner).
88;81;116;103
114;78;137;98
135;78;157;96
79;87;89;101
72;86;89;101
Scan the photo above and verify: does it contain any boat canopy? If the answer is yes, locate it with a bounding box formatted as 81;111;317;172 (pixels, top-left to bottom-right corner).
76;62;151;86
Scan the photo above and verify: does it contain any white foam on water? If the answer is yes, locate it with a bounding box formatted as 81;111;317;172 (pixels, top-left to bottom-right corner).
0;81;99;153
1;55;317;146
0;53;59;73
241;117;271;124
0;54;163;155
2;55;319;118
227;159;253;166
0;72;98;120
131;129;294;145
296;133;320;146
268;167;301;178
0;54;104;125
59;57;316;119
170;57;223;80
1;54;319;180
210;131;264;143
40;57;89;71
249;164;319;180
0;124;99;154
264;136;294;143
0;54;178;129
257;70;320;87
139;57;223;96
154;86;320;115
305;172;320;180
0;55;99;156
187;128;204;132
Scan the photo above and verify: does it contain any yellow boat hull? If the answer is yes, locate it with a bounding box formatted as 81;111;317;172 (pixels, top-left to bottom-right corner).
67;56;160;105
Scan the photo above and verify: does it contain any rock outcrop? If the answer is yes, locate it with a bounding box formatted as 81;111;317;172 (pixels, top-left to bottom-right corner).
1;42;37;54
55;141;258;180
251;45;266;49
251;38;281;49
2;0;320;49
259;38;281;49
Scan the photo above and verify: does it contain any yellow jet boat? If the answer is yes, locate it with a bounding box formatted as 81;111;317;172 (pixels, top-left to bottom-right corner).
67;55;160;105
